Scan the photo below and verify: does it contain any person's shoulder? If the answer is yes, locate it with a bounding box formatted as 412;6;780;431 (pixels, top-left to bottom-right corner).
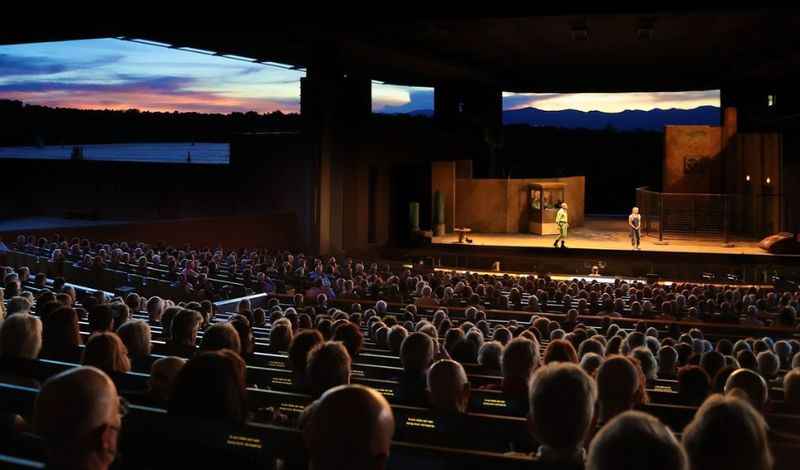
298;399;320;430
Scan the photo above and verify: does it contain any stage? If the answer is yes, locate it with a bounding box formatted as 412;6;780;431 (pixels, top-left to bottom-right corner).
390;217;800;284
432;217;771;257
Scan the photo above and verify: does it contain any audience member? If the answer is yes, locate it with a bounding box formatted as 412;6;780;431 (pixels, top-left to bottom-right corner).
34;367;123;470
586;411;687;470
528;363;596;467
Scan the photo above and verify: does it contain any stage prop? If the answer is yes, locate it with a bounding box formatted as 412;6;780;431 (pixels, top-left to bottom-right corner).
656;108;784;240
430;161;585;236
528;182;565;235
409;202;420;232
454;227;472;243
758;232;800;254
434;191;446;236
452;176;583;234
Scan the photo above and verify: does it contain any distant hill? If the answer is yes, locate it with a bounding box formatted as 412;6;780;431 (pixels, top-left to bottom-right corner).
398;106;720;131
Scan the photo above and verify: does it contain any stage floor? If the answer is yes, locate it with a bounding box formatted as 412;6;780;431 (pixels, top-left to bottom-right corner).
432;217;778;257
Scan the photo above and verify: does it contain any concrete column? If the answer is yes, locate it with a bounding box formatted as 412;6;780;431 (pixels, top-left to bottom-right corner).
301;63;371;255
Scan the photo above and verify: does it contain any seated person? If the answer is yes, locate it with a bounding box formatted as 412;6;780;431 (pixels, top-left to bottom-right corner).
82;332;132;377
677;365;711;406
116;319;151;372
307;341;351;399
0;313;43;388
595;355;647;426
39;307;83;363
169;349;248;426
34;367;123;470
162;309;203;359
682;394;773;470
784;368;800;414
88;305;114;333
724;368;768;413
494;337;540;414
269;320;294;353
288;330;324;393
427;359;470;415
528;363;596;468
200;322;241;354
587;411;687;470
398;333;435;407
147;356;186;408
303;384;395;470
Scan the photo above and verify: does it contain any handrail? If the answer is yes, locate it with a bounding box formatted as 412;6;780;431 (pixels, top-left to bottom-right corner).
636;185;739;198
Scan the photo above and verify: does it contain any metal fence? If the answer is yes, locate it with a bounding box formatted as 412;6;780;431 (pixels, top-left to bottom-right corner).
635;187;783;243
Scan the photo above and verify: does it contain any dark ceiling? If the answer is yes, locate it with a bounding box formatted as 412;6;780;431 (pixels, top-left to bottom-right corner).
2;11;799;92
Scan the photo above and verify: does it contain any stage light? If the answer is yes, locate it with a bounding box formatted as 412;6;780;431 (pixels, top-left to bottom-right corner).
260;61;295;70
746;174;750;182
179;47;217;55
570;19;589;41
221;54;258;62
126;38;173;48
636;17;656;41
766;177;771;185
701;272;715;281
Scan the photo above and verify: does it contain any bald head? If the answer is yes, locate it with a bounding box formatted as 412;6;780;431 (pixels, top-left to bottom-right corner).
305;384;395;470
34;366;121;469
427;359;470;413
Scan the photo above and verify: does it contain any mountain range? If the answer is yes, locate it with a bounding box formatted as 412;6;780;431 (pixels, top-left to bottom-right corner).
406;105;720;131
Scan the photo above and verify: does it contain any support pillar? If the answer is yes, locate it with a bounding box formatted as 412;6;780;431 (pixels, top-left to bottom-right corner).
301;61;371;255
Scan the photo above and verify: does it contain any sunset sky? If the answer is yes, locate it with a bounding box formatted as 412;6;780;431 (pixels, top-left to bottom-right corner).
1;38;719;115
0;38;304;114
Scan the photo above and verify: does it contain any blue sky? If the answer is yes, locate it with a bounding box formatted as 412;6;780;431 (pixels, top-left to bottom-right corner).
0;38;304;113
373;86;719;114
0;38;719;115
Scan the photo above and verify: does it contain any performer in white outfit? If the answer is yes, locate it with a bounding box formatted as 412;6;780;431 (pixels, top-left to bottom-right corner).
629;207;642;250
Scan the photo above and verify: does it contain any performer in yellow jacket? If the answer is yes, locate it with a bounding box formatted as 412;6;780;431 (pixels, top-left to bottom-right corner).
554;202;569;248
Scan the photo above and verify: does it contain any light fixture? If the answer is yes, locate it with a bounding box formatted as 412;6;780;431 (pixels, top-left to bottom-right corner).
118;37;300;69
571;27;589;41
636;17;656;40
260;61;294;70
570;19;589;41
746;174;751;182
127;38;173;48
178;46;217;55
766;177;771;184
221;54;258;62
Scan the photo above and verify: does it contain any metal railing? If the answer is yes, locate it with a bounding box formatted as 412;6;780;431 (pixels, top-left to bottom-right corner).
635;187;783;243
